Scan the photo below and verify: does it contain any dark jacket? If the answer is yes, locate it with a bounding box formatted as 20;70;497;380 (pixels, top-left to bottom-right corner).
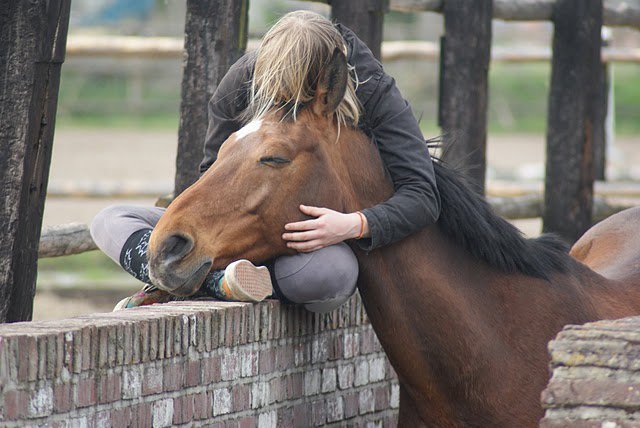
200;24;440;251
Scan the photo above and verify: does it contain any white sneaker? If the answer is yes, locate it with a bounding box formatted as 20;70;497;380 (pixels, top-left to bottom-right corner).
222;260;273;302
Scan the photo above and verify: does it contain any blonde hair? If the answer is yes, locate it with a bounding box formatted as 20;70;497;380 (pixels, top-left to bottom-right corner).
248;10;361;127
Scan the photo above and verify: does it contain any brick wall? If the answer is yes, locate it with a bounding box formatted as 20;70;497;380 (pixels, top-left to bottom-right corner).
0;296;399;427
540;316;640;427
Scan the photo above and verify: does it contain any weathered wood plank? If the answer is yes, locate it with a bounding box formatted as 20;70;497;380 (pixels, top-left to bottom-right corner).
39;224;98;258
331;0;388;60
64;36;640;63
174;0;249;196
439;0;493;193
301;0;640;28
0;0;71;323
543;0;603;243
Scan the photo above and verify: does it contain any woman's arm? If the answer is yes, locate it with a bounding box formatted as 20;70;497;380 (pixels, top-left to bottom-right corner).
285;27;440;252
200;52;255;175
356;73;441;251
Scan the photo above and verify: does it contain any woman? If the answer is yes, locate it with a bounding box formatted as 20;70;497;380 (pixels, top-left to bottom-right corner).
91;10;440;312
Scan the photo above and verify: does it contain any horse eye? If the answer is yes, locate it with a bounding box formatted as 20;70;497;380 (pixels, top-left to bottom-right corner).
259;156;291;166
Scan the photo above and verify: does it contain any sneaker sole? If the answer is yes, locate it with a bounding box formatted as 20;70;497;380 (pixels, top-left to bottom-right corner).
226;260;273;302
113;297;132;311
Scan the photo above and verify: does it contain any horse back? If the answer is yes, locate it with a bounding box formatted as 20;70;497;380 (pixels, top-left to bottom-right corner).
571;207;640;285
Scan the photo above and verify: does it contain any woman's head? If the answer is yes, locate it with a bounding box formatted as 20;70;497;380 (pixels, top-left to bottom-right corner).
249;10;360;126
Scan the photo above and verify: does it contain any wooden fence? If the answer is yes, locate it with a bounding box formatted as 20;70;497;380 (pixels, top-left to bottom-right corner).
2;0;639;322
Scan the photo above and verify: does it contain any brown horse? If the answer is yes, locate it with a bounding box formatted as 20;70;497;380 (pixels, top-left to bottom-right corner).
148;49;640;426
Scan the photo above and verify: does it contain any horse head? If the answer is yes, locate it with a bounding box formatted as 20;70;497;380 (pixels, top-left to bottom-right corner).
147;48;383;295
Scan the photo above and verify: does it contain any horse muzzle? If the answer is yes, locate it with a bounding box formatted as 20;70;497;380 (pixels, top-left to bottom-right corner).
147;233;212;296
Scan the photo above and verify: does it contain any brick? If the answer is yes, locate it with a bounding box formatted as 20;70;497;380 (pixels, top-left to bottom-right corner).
258;410;277;428
202;355;221;384
233;383;251;412
148;319;158;361
304;369;321;396
338;364;355;390
27;383;53;417
286;372;303;400
259;347;275;375
344;392;359;419
343;331;360;359
4;389;28;420
163;362;184;392
133;402;153;427
153;398;174;427
37;337;47;379
75;377;96;408
374;384;390;410
311;399;327;426
173;316;183;357
96;410;111;428
329;333;344;360
110;407;132;427
326;396;344;423
322;367;337;393
142;364;163;395
275;345;293;371
252;381;270;409
221;350;239;380
184;359;201;387
213;388;232;416
122;366;142;399
97;373;121;404
390;384;400;409
193;392;211;420
311;335;329;363
53;383;72;413
359;388;375;415
240;348;259;377
355;360;369;386
369;357;386;382
292;402;311;427
268;376;284;404
237;415;258;428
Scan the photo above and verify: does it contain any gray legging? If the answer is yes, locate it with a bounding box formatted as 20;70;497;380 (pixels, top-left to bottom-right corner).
90;205;358;313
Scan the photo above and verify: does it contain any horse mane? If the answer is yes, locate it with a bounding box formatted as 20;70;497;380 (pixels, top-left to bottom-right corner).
432;158;570;281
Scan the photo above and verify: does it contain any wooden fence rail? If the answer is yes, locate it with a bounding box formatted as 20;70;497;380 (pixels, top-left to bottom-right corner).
65;36;640;63
302;0;640;28
39;196;637;258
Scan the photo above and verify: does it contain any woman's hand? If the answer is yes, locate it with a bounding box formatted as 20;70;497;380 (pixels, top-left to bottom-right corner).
283;205;369;252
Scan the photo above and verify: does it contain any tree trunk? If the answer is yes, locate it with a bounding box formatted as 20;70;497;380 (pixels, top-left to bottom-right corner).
439;0;493;194
331;0;388;60
543;0;603;243
174;0;249;196
0;0;71;323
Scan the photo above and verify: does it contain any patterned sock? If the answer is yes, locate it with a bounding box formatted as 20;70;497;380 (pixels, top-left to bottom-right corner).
201;270;234;300
119;228;154;285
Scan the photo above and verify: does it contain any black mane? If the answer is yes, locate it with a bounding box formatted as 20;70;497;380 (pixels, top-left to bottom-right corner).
432;160;570;280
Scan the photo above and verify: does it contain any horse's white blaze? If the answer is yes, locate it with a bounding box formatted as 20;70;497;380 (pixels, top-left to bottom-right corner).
235;119;262;140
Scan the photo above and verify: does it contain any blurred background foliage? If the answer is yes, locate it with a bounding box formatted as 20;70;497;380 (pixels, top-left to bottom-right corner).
57;0;640;135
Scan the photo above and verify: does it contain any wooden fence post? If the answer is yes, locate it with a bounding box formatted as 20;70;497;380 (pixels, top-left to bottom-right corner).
439;0;493;194
174;0;249;197
0;0;71;323
593;29;611;181
331;0;388;60
543;0;603;243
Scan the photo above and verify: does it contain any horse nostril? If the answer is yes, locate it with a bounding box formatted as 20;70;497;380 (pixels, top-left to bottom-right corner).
161;233;194;263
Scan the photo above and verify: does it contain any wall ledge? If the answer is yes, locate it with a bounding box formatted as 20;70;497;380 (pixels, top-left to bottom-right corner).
0;296;399;427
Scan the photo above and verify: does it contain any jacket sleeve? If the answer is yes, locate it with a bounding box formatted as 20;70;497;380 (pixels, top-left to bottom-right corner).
358;73;441;251
199;52;254;175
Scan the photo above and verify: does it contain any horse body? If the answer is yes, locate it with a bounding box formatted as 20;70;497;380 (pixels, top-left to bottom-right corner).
148;50;640;426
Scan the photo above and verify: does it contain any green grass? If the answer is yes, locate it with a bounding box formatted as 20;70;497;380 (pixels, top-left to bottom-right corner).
38;251;130;282
56;63;640;135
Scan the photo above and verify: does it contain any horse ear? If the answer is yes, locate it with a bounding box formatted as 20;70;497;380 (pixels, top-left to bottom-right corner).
312;47;349;117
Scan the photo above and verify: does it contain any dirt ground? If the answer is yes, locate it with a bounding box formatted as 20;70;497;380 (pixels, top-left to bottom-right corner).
34;128;640;320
